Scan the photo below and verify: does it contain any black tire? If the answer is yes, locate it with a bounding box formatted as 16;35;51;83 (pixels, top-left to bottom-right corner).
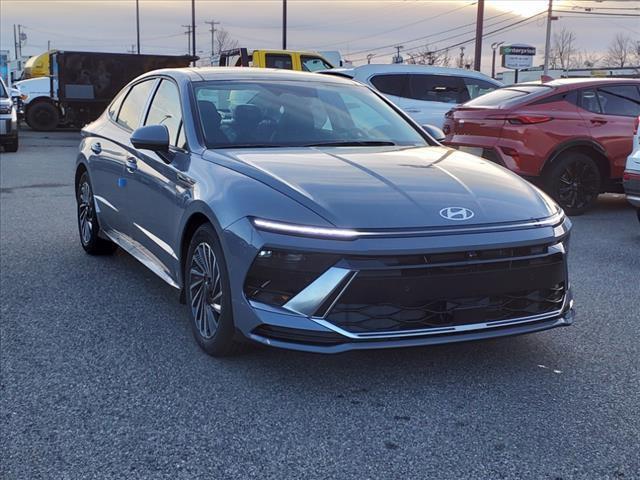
185;224;246;356
26;101;60;131
545;152;601;216
76;171;117;255
3;137;18;152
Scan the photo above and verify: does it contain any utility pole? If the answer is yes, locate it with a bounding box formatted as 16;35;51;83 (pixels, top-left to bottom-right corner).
205;19;220;63
393;45;404;64
473;0;484;71
491;41;504;78
47;40;51;51
282;0;287;50
543;0;553;75
191;0;196;65
13;24;18;60
135;0;141;54
127;44;136;54
183;25;192;56
459;46;465;68
16;24;24;59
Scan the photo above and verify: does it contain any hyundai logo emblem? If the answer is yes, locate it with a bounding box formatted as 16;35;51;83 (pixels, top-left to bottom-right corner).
439;206;475;221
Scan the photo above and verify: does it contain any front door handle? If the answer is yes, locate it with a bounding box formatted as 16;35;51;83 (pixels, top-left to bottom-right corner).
590;117;607;125
91;142;102;154
125;157;138;173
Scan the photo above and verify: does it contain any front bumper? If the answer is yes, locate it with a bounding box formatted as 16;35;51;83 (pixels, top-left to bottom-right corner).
0;111;18;139
223;215;573;354
623;170;640;208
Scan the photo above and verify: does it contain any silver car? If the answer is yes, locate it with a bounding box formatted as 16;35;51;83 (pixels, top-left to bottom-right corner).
0;77;19;152
76;68;573;356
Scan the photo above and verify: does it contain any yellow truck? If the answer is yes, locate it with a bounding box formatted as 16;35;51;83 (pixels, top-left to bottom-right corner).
22;51;51;79
218;48;334;72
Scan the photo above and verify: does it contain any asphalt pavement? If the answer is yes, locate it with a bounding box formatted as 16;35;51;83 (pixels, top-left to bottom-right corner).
1;129;639;480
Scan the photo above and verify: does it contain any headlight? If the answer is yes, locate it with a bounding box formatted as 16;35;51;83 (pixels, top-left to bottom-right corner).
0;104;12;115
252;218;360;240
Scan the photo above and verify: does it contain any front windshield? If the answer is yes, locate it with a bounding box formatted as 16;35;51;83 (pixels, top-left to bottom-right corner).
193;80;428;148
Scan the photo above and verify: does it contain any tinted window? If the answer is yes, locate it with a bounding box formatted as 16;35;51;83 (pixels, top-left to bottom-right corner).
464;78;499;100
301;55;333;72
580;89;602;114
370;74;409;97
194;80;427;148
0;79;7;98
117;80;155;130
409;75;467;103
265;54;293;70
596;85;640;117
464;85;553;107
145;79;183;146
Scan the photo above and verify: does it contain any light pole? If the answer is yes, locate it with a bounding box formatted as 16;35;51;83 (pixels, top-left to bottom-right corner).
282;0;287;50
543;0;553;75
191;0;196;65
491;41;504;78
135;0;140;54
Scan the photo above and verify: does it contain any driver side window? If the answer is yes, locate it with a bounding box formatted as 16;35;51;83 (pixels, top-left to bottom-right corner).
145;79;184;147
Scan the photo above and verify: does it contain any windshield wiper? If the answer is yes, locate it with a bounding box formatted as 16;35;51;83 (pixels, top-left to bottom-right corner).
302;140;397;147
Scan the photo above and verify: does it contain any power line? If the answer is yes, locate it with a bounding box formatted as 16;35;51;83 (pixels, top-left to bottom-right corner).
347;10;515;57
315;1;477;49
352;11;546;63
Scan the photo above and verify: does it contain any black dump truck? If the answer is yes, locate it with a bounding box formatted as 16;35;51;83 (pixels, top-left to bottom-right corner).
20;51;194;131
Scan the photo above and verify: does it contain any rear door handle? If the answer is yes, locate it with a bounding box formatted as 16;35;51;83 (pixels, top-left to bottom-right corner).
90;142;102;154
125;157;138;173
590;117;607;125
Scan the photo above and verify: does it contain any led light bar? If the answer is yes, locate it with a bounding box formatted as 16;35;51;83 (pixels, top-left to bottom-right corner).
252;218;360;239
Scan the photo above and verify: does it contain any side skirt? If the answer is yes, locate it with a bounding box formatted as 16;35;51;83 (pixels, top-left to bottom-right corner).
102;228;181;290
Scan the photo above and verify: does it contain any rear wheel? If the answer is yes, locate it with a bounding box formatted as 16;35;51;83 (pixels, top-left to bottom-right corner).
185;224;245;356
76;172;117;255
545;152;601;215
26;101;60;131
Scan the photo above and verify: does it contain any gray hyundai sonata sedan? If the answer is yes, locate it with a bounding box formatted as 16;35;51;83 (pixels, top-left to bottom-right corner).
75;67;574;355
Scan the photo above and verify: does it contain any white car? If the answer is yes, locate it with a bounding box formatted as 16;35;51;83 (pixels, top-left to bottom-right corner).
623;116;640;222
0;77;19;152
323;64;502;127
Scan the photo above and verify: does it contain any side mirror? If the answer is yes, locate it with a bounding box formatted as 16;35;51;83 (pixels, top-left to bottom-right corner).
422;124;446;142
131;124;170;153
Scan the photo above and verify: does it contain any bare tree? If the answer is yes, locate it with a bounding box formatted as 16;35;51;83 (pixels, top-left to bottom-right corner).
548;27;576;70
407;44;451;67
604;33;635;68
574;50;601;68
214;27;239;57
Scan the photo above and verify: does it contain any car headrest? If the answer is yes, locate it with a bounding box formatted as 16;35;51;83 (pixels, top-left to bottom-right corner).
198;100;221;127
232;104;261;125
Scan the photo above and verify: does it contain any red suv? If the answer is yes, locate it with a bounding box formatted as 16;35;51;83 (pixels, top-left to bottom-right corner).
443;78;640;214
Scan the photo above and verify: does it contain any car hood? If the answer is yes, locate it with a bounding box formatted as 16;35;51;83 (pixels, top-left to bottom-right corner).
212;146;558;229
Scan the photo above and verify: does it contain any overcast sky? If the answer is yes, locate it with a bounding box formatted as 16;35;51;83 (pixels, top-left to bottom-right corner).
1;0;638;71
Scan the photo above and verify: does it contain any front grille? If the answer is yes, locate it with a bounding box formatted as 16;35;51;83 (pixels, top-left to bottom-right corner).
324;244;567;334
326;284;565;333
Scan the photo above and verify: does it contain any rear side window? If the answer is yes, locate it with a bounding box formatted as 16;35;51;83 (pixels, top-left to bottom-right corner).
145;79;183;147
596;85;640;117
116;79;155;130
464;78;499;100
579;89;602;113
370;74;409;97
107;88;128;120
464;85;552;107
301;56;333;72
265;54;293;70
409;74;467;103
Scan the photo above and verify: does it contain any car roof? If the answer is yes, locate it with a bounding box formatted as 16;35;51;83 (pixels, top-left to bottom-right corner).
138;66;359;86
329;63;501;82
521;77;640;88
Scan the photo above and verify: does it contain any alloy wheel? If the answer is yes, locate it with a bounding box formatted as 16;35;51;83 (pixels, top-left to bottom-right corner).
78;181;94;245
189;242;223;339
556;159;599;211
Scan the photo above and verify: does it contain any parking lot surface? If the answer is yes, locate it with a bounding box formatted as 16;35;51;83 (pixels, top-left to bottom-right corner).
1;130;639;479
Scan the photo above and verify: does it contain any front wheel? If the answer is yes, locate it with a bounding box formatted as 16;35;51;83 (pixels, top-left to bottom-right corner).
185;224;245;356
545;153;601;216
